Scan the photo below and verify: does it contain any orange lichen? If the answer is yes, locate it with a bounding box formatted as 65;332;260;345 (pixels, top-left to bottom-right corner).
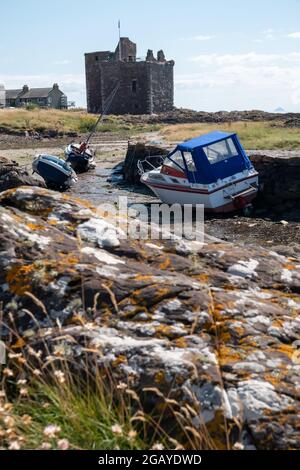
155;324;180;339
264;372;285;388
26;223;45;231
277;344;295;359
57;253;79;266
6;264;36;295
133;274;153;282
173;337;188;348
158;258;171;270
112;355;128;368
48;219;58;226
284;264;295;271
197;273;209;283
219;345;243;364
154;371;165;384
218;331;232;343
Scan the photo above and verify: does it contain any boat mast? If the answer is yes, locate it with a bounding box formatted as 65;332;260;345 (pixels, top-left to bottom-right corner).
118;20;121;61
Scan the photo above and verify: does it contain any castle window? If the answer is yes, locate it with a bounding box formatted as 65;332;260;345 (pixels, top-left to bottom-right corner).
128;56;133;62
132;80;137;93
95;56;99;62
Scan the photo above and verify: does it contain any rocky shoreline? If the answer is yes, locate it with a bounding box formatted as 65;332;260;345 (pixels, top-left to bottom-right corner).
0;186;299;449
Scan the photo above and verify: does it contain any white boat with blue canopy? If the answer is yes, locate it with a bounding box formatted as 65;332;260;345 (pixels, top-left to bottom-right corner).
140;131;259;213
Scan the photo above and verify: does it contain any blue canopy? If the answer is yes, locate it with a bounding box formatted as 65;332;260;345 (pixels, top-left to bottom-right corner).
178;131;234;151
166;131;253;184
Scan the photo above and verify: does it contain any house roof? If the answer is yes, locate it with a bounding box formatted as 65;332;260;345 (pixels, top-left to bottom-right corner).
5;89;23;100
21;88;53;99
178;131;236;151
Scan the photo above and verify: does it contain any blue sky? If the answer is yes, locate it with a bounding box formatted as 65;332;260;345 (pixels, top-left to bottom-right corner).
1;0;300;111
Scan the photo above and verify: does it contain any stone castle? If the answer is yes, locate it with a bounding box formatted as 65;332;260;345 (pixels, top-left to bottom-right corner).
85;37;174;115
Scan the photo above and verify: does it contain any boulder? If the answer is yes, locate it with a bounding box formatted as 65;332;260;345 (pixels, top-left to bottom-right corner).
0;156;45;192
0;186;299;449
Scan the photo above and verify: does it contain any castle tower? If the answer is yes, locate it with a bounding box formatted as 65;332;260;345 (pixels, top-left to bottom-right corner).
85;37;174;115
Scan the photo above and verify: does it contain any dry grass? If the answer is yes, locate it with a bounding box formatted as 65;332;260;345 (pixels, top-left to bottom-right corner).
160;121;300;150
0;291;233;450
0;108;160;135
0;108;92;133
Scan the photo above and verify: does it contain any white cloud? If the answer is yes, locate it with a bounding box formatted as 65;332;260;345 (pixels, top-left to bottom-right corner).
175;52;300;110
287;32;300;38
189;52;300;65
193;35;214;41
181;35;214;41
52;59;71;65
262;28;275;40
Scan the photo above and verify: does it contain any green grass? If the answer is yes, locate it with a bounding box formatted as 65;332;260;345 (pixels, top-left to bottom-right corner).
0;347;219;450
160;121;300;150
11;382;145;450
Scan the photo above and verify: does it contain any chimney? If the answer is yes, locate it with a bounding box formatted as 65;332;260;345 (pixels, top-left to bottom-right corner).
53;83;59;90
22;85;29;93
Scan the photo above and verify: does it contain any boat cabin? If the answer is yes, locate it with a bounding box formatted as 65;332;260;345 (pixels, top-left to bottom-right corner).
161;131;253;184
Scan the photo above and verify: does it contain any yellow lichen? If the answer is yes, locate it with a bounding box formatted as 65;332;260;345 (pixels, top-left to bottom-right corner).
154;371;165;384
158;258;171;270
112;355;128;368
26;223;45;231
6;264;36;295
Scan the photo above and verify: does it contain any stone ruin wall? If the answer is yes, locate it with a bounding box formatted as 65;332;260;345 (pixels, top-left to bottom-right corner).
85;40;175;115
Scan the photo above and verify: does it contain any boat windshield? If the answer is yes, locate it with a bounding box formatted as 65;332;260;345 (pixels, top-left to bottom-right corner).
182;151;196;172
203;138;239;165
165;150;185;171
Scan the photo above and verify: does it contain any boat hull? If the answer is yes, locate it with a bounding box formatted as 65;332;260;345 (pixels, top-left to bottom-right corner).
65;144;95;173
142;174;259;213
33;155;77;190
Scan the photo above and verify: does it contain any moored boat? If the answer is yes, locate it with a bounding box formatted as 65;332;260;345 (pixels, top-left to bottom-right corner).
32;154;78;190
65;143;96;173
140;131;259;213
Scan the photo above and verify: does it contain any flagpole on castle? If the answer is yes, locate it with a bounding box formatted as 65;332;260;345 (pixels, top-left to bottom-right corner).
118;20;121;61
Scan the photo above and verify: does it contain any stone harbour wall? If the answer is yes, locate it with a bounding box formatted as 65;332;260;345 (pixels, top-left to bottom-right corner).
249;151;300;212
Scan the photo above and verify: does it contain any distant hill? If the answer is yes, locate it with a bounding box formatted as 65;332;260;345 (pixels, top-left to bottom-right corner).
274;107;286;113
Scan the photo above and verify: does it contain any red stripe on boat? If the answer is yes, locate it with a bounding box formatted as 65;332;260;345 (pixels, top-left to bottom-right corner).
146;173;258;195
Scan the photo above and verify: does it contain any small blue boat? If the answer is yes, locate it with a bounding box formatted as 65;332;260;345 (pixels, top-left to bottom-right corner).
32;154;78;190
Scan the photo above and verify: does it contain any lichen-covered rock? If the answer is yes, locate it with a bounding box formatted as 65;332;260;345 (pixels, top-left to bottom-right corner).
0;186;299;449
0;156;45;192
